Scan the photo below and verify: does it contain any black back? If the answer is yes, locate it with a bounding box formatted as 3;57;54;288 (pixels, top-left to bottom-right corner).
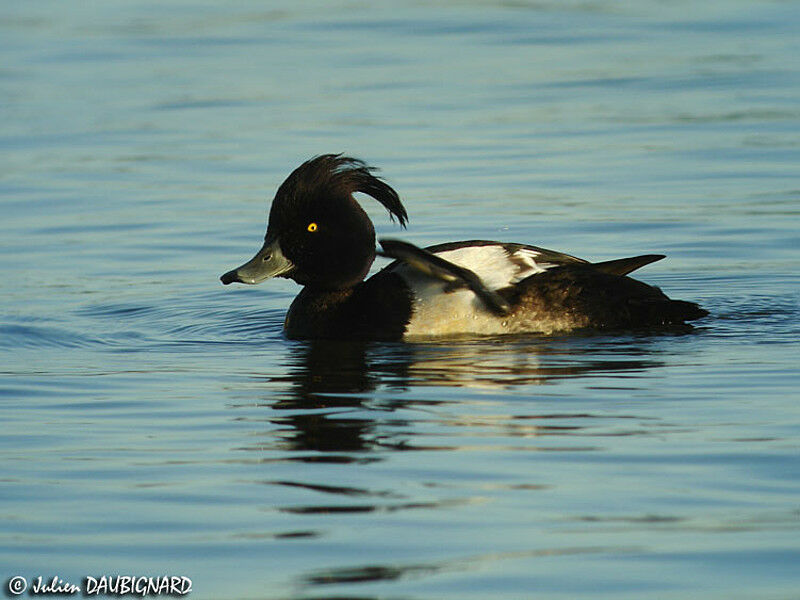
510;264;708;329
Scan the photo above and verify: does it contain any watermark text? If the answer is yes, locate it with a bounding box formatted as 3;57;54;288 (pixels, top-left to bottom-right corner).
6;576;192;597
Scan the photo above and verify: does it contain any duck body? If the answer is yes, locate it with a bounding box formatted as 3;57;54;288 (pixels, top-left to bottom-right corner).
221;155;707;340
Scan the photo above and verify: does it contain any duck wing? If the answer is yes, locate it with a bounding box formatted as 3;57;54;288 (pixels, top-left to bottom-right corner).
423;240;664;278
378;239;511;315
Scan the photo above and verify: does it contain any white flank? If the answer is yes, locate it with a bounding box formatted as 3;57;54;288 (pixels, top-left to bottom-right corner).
392;243;559;337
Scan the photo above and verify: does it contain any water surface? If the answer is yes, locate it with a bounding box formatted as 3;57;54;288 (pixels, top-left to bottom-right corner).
1;1;799;599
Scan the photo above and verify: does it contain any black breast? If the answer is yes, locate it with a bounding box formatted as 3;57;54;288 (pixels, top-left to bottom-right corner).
285;271;414;340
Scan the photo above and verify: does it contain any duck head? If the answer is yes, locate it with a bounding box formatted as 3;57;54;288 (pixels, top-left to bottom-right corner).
220;154;408;290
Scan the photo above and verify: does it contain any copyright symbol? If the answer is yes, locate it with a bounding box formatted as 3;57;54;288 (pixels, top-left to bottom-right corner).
8;576;27;595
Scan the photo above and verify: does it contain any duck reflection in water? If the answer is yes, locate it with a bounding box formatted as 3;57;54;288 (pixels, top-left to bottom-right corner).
264;340;410;456
258;336;667;455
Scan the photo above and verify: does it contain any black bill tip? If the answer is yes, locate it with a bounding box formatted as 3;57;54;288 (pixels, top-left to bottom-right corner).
220;270;241;285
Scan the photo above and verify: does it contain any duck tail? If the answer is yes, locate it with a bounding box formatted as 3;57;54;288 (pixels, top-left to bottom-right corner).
591;254;665;276
628;296;709;326
667;299;709;322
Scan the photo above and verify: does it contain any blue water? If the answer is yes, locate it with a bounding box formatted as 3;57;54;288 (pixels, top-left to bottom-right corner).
2;1;799;599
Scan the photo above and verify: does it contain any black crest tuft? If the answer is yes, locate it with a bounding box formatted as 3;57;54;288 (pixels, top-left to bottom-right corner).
277;154;408;227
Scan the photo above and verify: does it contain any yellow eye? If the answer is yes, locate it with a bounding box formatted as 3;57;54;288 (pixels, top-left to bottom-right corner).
307;222;318;232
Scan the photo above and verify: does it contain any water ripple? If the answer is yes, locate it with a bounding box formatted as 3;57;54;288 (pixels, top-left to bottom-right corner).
0;323;98;350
